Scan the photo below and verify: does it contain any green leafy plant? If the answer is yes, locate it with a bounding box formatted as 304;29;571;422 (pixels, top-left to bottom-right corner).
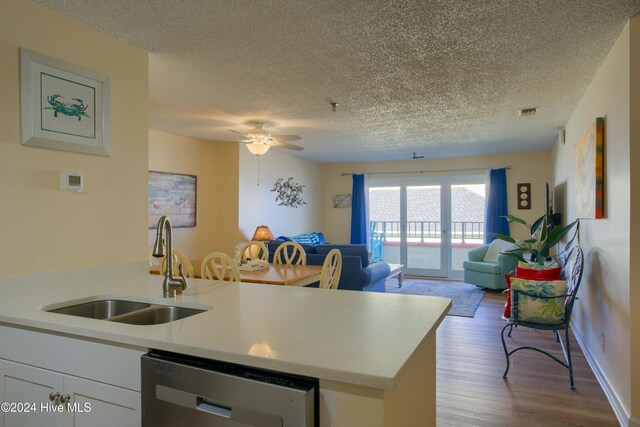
490;214;579;266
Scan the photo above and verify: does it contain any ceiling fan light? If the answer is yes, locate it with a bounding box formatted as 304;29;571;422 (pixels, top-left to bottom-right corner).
246;143;270;156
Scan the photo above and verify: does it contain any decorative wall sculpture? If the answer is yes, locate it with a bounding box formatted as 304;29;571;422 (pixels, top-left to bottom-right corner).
271;177;306;208
517;183;531;210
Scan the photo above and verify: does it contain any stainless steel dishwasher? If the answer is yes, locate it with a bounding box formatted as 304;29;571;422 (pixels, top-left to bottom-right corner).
142;350;317;426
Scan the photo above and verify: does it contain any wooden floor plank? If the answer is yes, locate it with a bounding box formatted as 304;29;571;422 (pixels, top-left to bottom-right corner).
436;289;617;427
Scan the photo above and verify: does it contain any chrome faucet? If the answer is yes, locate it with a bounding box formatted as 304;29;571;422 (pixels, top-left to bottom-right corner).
152;216;187;297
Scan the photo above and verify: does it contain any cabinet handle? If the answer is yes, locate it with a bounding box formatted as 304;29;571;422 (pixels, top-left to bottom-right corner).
49;392;60;402
59;394;71;404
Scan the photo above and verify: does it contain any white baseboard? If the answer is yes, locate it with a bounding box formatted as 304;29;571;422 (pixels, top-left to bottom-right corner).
571;323;630;426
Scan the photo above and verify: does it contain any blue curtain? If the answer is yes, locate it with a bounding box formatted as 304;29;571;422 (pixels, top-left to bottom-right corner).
350;174;368;244
485;168;510;243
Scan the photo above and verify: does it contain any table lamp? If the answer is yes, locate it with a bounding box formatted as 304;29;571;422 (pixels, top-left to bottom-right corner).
251;225;275;242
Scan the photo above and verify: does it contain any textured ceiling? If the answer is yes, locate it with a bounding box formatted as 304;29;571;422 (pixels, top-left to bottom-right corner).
36;1;640;163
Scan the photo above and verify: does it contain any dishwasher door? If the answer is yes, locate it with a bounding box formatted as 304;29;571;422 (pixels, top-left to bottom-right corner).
142;351;317;427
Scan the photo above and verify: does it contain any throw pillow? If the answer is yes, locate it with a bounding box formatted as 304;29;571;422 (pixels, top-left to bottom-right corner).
314;232;327;245
510;277;567;324
515;265;561;280
503;274;513;319
483;239;514;263
503;266;562;318
517;261;559;271
289;233;321;245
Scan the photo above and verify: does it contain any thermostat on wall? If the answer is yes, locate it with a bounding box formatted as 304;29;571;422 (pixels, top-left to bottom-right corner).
60;171;84;192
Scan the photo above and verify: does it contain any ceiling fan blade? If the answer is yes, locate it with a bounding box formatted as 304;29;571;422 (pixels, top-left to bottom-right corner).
271;134;301;142
270;141;304;151
228;129;248;137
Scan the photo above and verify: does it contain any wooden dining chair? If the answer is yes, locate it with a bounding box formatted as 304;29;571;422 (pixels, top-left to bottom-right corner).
320;249;342;290
239;241;269;263
201;252;240;282
273;241;306;265
159;249;195;278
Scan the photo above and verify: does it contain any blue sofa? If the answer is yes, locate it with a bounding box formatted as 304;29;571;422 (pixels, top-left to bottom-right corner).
267;240;391;292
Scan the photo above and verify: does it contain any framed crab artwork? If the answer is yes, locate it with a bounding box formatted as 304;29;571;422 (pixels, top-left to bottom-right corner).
19;48;111;156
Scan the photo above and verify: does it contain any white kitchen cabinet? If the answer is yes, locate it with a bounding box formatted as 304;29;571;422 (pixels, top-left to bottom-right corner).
0;360;64;427
0;359;139;427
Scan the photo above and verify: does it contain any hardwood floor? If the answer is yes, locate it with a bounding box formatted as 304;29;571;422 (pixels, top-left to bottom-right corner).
436;290;618;427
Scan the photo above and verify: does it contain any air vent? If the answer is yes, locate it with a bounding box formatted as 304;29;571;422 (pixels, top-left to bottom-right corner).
517;107;538;117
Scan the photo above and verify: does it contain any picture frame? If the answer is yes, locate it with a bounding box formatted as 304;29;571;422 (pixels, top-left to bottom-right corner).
148;171;197;229
20;48;111;156
334;194;352;208
574;117;605;219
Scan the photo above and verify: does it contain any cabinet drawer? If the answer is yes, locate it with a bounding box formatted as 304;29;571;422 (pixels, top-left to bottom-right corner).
0;325;145;391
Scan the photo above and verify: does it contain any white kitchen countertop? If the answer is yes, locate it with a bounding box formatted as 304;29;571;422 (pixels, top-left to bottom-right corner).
0;271;450;390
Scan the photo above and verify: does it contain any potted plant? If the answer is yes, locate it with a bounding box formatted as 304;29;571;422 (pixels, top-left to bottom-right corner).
491;214;579;266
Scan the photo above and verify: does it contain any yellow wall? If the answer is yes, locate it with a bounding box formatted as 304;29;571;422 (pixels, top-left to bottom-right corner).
322;150;552;244
148;129;241;258
553;18;636;425
0;0;148;277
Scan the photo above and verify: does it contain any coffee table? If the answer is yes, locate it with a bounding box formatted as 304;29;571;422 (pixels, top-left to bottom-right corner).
387;263;404;287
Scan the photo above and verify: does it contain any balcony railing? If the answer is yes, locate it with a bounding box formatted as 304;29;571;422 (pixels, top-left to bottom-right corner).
371;220;484;243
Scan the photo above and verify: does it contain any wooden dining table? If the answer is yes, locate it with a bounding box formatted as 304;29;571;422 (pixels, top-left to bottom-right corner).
150;259;322;287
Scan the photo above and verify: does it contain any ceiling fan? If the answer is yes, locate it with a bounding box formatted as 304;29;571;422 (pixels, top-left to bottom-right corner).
229;122;303;156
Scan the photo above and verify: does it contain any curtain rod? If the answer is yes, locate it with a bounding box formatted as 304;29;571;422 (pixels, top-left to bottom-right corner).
340;165;512;176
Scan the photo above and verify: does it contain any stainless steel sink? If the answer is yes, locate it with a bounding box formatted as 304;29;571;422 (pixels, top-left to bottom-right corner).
44;298;210;325
48;299;151;320
109;306;207;325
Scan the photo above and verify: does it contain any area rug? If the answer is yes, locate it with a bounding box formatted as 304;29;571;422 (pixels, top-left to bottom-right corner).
384;279;485;318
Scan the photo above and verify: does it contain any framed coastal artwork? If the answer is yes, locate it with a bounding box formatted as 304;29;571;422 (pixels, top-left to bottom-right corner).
148;171;197;229
19;48;111;156
333;193;352;208
574;117;604;219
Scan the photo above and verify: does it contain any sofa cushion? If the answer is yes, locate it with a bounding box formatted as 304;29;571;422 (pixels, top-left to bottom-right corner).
483;239;514;262
267;240;316;261
315;244;369;267
462;260;502;274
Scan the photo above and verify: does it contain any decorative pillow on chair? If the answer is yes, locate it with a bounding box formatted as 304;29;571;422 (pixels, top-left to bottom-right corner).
503;266;562;318
483;239;514;263
517;261;560;271
509;277;567;324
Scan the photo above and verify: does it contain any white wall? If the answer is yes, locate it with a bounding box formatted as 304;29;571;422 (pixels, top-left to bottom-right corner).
238;148;323;240
552;17;637;425
322;150;552;244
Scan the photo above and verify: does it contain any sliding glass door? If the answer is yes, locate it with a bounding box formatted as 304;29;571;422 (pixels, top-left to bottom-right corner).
369;175;485;279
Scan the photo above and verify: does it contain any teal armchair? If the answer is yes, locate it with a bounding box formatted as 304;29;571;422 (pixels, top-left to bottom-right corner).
463;243;519;290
